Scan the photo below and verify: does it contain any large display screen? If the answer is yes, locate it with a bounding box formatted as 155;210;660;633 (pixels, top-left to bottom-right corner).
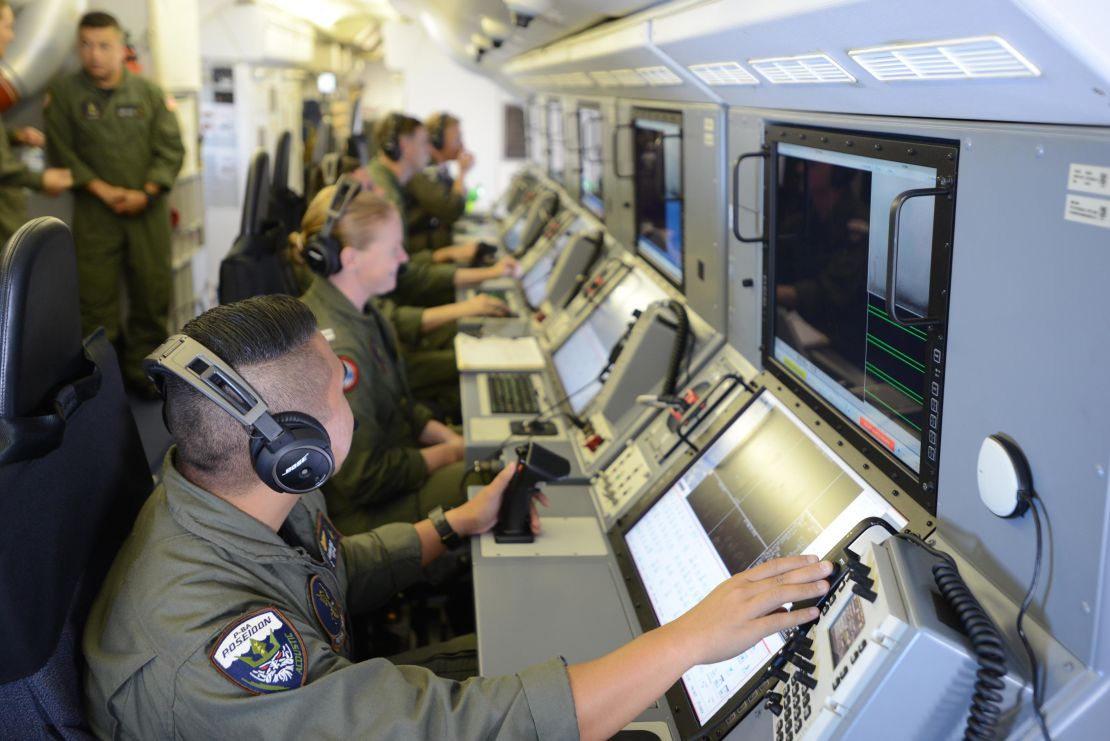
578;105;605;220
551;270;667;415
623;390;906;727
632;110;684;287
771;140;942;475
521;226;577;307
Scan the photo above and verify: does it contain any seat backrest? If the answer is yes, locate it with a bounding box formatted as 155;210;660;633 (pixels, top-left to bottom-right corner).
273;131;293;192
270;131;306;238
0;218;152;737
240;149;271;238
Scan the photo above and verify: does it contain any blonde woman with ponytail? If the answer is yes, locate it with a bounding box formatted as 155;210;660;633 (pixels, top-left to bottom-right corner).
296;186;477;533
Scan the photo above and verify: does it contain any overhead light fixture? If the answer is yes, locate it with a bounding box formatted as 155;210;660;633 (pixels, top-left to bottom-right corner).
635;66;683;87
748;53;856;84
610;68;647;87
688;61;760;86
849;35;1040;81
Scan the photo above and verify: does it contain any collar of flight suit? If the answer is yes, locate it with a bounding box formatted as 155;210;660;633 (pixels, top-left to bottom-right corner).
161;448;320;564
306;273;372;326
78;66;134;94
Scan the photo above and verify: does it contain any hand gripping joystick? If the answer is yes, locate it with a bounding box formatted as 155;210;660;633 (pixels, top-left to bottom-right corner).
494;442;570;543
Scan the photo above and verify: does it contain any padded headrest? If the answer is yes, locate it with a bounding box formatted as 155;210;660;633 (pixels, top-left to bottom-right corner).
0;218;84;420
273;131;292;192
240;149;272;237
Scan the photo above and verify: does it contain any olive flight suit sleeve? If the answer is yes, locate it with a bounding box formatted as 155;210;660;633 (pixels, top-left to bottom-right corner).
373;296;425;348
339;522;424;614
391;261;457;308
326;343;429;510
144;86;185;191
407;170;466;225
172;630;580;741
43;82;98;188
0;124;42;190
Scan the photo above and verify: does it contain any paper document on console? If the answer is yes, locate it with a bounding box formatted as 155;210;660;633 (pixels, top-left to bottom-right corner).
455;334;546;371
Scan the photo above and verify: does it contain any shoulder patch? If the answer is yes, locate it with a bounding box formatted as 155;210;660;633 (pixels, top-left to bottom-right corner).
338;355;359;393
307;575;347;651
321;328;336;343
315;511;341;570
209;608;307;694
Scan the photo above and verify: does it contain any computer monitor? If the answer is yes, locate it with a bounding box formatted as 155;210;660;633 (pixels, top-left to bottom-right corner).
546;100;566;185
550;269;668;416
615;389;907;737
632;109;684;287
578;104;605;220
521;222;579;307
764;124;957;511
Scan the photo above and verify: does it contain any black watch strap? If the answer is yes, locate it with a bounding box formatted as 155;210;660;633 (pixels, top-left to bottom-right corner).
428;505;462;550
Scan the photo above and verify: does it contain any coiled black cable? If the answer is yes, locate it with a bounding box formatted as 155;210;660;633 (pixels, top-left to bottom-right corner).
662;300;689;398
932;558;1008;740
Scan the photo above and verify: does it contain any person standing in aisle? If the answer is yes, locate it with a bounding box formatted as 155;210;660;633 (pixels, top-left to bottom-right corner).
44;10;184;395
0;0;73;244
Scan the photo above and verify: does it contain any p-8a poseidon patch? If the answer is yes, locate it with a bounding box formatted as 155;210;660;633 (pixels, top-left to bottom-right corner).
210;607;307;694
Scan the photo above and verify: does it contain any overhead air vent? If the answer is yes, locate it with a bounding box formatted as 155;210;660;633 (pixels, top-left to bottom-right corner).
749;54;856;84
688;61;760;86
589;70;620;88
849;36;1040;81
611;68;648;87
635;65;683;87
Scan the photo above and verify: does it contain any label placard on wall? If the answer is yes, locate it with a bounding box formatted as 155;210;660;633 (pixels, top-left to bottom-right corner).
1068;163;1110;197
1064;193;1110;229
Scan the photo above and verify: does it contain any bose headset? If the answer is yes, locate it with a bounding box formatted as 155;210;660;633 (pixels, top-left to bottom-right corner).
144;335;335;494
303;176;361;277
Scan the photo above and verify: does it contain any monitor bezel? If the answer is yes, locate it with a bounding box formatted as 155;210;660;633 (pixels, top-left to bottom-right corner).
761;123;959;515
631;107;685;290
577;103;606;222
608;381;933;739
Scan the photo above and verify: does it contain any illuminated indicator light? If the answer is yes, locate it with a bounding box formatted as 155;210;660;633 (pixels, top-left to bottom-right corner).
783;356;807;379
859;416;897;452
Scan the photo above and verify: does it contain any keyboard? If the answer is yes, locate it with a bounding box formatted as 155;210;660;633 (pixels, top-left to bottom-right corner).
487;373;540;414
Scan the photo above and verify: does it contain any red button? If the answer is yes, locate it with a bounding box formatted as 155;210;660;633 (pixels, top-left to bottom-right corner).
585;434;604;452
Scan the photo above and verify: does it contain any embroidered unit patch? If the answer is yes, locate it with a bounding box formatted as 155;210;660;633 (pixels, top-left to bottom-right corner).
315;511;341;570
307;575;346;650
338;355;359;392
210;608;307;694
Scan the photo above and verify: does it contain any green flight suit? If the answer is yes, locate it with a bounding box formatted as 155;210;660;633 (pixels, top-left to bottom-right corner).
84;452;579;739
300;275;467;534
404;165;466;256
366;155;456;304
44;69;184;386
367;155;461;416
0;116;44;244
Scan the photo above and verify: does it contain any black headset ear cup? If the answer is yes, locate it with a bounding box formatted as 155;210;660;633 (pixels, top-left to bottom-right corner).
382;114;402;162
305;234;342;277
250;411;335;494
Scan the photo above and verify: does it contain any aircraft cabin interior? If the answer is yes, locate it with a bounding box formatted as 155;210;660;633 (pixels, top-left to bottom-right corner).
1;0;1108;739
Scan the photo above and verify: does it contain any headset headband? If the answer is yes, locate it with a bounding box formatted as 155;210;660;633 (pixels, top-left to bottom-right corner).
144;334;285;444
319;177;362;239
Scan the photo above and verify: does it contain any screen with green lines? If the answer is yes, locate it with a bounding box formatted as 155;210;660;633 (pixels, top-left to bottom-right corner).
769;140;941;474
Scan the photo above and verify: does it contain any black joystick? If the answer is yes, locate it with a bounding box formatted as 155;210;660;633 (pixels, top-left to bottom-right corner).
494;443;571;543
470;241;498;266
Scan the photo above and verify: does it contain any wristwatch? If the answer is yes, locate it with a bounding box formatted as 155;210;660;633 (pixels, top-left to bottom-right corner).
428;506;463;550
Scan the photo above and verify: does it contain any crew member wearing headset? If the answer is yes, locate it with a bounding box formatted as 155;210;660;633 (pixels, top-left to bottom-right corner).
404;111;472;256
294;183;479;531
83;293;833;739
